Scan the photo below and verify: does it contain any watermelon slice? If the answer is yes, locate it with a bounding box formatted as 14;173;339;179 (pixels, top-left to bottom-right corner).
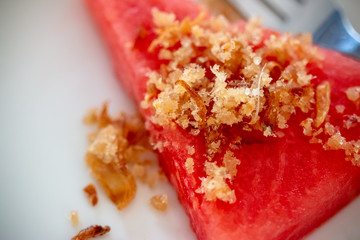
86;0;360;239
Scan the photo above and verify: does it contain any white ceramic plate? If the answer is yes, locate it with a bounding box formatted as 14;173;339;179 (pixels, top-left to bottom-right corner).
0;0;359;239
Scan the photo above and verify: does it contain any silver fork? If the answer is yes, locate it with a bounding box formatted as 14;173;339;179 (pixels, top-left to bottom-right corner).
227;0;360;60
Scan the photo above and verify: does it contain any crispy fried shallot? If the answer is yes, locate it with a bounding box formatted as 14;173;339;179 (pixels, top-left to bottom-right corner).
71;225;110;240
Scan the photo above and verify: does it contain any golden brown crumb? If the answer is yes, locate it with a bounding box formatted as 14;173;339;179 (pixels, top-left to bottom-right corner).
300;118;313;136
207;140;221;157
71;225;110;240
323;122;360;165
196;161;236;203
345;86;360;104
190;129;200;136
324;132;346;151
263;126;274;137
153;141;164;153
324;122;338;136
222;150;240;178
87;125;122;164
83;109;99;125
84;103;160;210
150;194;168;211
309;128;323;144
83;184;98;206
186;145;196;155
185;157;195;174
163;141;170;147
69;210;79;226
335;104;345;114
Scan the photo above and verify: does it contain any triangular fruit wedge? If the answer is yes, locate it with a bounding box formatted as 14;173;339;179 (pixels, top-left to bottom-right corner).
86;0;360;239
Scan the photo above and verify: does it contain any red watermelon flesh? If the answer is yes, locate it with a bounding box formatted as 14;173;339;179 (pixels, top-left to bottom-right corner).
86;0;360;239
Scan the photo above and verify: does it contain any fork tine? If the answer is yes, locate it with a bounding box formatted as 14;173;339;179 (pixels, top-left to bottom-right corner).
313;9;360;60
